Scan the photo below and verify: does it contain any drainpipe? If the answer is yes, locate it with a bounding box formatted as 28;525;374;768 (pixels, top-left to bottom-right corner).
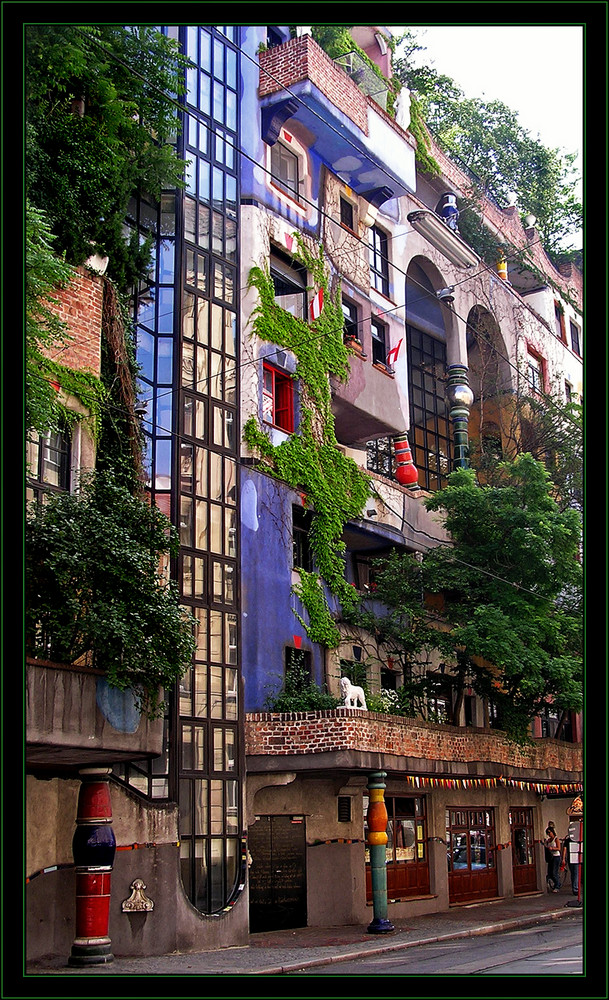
445;365;474;470
366;770;394;934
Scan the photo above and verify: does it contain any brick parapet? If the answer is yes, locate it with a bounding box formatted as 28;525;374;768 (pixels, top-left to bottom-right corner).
44;266;104;377
259;35;369;134
245;709;582;775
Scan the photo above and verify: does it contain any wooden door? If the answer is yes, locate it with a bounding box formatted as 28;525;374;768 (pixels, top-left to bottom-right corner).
447;807;499;903
510;807;538;894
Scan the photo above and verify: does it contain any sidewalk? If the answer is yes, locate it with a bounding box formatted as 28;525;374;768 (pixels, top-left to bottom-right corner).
26;886;582;977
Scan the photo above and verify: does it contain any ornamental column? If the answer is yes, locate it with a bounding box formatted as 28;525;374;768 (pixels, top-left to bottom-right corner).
366;771;394;934
445;364;474;470
69;767;116;966
393;432;418;489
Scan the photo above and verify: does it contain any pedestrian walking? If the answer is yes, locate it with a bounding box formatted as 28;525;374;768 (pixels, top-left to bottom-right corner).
561;820;581;896
544;822;562;892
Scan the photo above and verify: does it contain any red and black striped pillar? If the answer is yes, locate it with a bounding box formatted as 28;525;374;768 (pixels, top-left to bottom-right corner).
69;767;116;966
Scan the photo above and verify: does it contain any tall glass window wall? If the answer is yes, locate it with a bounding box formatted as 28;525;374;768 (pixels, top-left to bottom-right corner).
114;25;242;916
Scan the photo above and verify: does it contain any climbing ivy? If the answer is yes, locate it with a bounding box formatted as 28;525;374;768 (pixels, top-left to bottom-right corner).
244;234;372;646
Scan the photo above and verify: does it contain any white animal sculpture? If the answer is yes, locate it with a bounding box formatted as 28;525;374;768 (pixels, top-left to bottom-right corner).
340;676;367;710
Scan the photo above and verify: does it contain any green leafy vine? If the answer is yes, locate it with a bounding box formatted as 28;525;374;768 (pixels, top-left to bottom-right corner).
244;234;372;646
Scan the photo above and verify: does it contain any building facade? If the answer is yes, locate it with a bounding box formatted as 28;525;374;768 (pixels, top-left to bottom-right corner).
25;25;582;962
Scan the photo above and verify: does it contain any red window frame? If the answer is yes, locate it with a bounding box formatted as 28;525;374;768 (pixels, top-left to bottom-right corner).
263;363;294;433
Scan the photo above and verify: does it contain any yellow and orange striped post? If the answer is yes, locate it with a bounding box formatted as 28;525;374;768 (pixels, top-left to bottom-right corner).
366;771;394;934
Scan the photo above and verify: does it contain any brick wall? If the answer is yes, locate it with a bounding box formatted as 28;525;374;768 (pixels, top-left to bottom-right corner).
259;35;369;134
245;709;582;775
45;266;104;377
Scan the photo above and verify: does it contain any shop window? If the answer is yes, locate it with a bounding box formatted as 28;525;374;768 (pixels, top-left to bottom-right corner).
292;505;313;571
369;224;389;296
371;317;388;366
446;808;496;873
365;795;429;900
263;363;294;433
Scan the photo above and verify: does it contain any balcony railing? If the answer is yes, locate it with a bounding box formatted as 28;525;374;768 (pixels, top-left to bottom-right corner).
245;707;582;784
333;50;389;110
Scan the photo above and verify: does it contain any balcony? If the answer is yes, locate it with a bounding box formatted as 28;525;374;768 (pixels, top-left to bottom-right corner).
26;658;164;772
258;35;416;207
245;708;582;786
331;354;405;446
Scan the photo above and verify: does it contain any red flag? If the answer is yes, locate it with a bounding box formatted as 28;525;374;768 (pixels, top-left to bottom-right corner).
309;288;324;322
386;338;403;366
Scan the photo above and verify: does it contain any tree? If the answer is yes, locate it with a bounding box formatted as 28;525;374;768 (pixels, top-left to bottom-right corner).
345;455;582;742
392;32;582;263
25;25;187;293
25;471;197;718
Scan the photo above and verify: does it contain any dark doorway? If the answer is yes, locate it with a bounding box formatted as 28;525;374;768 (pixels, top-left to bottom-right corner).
248;815;307;931
509;807;538;894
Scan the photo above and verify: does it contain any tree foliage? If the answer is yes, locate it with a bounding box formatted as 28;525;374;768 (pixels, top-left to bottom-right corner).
392;30;582;263
25;472;197;718
346;455;582;742
25;25;188;293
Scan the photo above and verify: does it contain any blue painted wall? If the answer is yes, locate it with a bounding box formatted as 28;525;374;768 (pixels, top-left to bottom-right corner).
240;466;326;711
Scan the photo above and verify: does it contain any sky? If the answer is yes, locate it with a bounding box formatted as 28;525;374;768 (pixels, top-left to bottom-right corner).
394;25;583;178
396;25;583;160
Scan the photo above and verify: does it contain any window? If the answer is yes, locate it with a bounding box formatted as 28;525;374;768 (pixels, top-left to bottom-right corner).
369;225;389;296
285;646;312;686
554;302;565;341
406;324;451;491
270;141;300;201
292;505;313;571
366;437;395;479
569;320;581;355
526;351;543;394
270;251;306;319
263;363;294;433
365;795;429;900
371;317;387;366
339;658;367;689
340;196;354;230
26;428;71;505
565;381;573;403
342;298;359;341
427;672;452;723
266;27;284;48
446;808;496;873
